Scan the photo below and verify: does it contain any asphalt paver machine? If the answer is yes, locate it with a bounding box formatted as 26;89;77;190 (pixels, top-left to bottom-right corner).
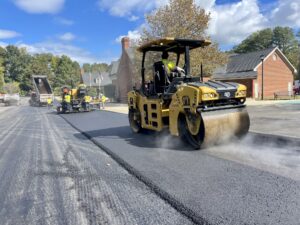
57;84;91;113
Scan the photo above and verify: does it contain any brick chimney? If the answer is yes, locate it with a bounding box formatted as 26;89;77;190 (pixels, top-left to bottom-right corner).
121;37;130;51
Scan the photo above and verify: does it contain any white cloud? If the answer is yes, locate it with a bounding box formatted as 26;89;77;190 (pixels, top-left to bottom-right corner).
102;0;267;46
104;0;300;47
129;15;139;22
208;0;300;45
115;30;141;43
54;17;74;26
98;0;168;20
195;0;215;10
13;0;64;14
58;32;76;41
0;29;21;39
270;0;300;27
0;41;8;47
208;0;267;45
15;41;105;64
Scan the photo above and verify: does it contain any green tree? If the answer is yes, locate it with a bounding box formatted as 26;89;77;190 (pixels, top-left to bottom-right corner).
4;46;33;91
71;61;81;85
0;46;6;60
91;63;108;73
233;26;299;70
54;55;77;88
3;82;20;94
49;55;60;86
18;48;33;92
0;47;5;92
272;27;299;77
82;63;91;73
83;63;109;73
141;0;227;77
4;45;22;82
31;53;53;76
233;28;273;53
272;27;298;54
0;59;5;93
1;44;97;93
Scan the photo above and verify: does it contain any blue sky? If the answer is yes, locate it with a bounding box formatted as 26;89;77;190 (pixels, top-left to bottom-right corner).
0;0;299;64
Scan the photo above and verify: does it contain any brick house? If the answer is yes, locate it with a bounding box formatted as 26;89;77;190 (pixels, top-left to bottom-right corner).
113;37;137;103
213;47;297;99
82;72;115;99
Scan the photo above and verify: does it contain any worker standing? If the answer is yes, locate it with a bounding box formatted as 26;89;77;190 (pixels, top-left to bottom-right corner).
83;95;91;111
101;94;106;109
64;94;71;103
47;97;52;109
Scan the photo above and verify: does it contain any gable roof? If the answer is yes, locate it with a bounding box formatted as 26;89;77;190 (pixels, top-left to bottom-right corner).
226;48;274;73
213;47;297;80
109;60;120;76
82;72;112;87
109;47;136;79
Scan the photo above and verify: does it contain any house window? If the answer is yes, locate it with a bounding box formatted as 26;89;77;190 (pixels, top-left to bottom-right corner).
272;54;277;61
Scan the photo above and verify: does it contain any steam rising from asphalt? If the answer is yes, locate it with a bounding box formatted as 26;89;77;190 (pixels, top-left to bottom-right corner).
205;135;300;180
154;131;185;150
152;131;300;181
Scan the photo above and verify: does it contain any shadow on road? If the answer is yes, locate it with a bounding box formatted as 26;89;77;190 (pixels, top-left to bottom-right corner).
73;126;195;151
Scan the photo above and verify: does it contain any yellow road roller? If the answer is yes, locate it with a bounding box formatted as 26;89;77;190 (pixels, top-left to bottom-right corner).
128;38;250;149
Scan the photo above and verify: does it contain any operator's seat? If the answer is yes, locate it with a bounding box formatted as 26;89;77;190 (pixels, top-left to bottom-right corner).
153;61;170;94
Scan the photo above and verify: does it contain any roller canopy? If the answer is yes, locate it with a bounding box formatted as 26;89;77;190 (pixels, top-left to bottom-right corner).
138;38;211;53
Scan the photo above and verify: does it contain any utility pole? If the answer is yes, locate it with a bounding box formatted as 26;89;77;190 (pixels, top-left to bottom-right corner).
89;72;91;88
98;75;101;99
260;55;265;100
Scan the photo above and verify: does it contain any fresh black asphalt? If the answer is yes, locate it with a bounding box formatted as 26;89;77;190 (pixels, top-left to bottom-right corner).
62;109;300;225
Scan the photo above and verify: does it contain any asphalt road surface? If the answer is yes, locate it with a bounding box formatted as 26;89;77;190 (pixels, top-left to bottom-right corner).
248;103;300;138
0;106;193;225
1;104;299;225
62;109;300;225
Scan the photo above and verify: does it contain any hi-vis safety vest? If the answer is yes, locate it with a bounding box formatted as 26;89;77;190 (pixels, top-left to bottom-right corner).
78;83;86;88
64;94;71;103
84;95;91;103
101;95;106;103
162;59;176;73
47;98;52;104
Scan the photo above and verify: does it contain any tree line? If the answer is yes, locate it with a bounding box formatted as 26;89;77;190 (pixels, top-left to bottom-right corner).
0;45;108;95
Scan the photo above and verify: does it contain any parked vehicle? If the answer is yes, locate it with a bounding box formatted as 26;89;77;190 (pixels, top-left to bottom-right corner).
29;75;53;106
294;80;300;95
0;93;20;106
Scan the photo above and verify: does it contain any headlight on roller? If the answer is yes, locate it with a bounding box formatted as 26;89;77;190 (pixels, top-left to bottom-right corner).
202;93;217;98
236;90;246;97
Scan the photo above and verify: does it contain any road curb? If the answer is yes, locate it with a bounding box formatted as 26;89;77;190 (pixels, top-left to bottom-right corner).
60;114;210;225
